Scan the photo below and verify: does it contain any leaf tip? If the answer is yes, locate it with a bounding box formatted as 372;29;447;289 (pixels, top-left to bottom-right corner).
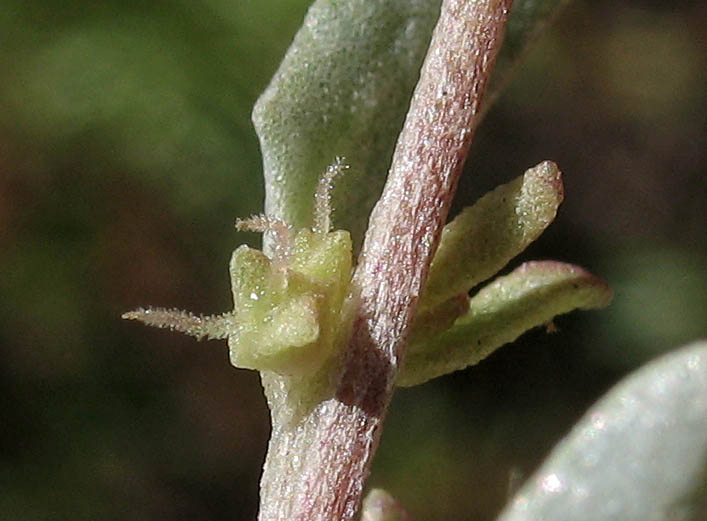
533;160;564;203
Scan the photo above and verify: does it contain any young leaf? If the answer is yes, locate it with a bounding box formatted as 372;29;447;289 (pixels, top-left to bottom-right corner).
399;261;612;387
408;293;470;345
420;161;564;312
497;341;707;521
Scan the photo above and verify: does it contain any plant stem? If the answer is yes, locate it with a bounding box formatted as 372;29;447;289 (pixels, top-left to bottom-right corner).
258;1;512;519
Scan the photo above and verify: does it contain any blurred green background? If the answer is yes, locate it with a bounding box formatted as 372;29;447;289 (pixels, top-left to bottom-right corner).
1;1;705;519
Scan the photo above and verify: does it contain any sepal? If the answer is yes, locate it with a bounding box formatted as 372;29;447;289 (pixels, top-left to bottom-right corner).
227;229;352;376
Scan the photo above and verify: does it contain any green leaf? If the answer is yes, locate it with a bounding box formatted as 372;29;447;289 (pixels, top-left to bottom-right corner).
420;161;564;312
253;1;571;251
497;341;707;521
399;261;612;387
253;0;442;249
361;489;413;521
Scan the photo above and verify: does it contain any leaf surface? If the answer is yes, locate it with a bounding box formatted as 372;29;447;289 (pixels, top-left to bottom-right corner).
420;160;564;312
497;341;707;521
253;0;442;249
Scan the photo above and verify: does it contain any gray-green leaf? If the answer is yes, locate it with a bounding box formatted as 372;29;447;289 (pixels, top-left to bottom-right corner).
253;0;442;250
497;341;707;521
420;160;564;312
253;1;573;251
400;261;611;387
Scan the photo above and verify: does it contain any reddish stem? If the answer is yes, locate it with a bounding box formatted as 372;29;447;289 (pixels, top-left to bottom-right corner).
258;1;512;519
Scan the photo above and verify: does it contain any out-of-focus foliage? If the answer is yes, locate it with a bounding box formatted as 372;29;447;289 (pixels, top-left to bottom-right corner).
1;2;312;519
484;0;572;114
1;1;705;520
